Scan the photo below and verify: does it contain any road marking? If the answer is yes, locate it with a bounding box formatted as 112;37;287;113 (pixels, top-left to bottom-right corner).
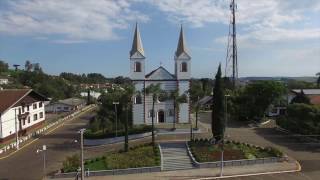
191;160;301;180
0;106;95;160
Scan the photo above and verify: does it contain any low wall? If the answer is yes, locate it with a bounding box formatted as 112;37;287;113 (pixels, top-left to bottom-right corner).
186;142;286;169
0;105;95;155
84;132;155;146
53;166;161;178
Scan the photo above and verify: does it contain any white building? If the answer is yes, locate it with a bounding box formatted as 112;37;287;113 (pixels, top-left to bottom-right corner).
130;24;191;125
0;89;47;142
45;98;86;113
0;78;9;85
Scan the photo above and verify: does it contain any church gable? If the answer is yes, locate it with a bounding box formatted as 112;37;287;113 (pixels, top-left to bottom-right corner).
176;52;191;60
145;67;175;80
130;51;145;59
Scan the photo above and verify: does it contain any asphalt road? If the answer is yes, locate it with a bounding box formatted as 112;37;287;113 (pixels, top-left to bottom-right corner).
199;112;320;180
0;109;95;180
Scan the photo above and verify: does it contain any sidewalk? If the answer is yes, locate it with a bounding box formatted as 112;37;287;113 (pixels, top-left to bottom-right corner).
53;160;300;180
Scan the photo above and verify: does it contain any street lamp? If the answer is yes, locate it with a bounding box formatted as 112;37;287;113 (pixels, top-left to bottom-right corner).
79;128;86;180
220;94;230;177
112;102;119;137
36;145;47;179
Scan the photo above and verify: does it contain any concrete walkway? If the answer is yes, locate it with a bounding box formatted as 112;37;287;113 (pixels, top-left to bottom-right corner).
54;160;299;180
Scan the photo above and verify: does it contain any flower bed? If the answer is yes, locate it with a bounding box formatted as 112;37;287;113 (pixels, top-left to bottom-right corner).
188;139;283;162
62;143;160;173
84;125;153;139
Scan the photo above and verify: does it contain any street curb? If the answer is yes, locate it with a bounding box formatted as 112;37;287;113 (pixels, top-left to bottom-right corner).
0;105;96;160
191;160;301;180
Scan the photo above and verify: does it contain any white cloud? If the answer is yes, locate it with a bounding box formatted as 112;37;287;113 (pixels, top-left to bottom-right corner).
0;0;149;43
150;0;320;42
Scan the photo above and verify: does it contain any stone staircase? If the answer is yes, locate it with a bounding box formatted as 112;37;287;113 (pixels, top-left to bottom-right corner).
160;142;194;171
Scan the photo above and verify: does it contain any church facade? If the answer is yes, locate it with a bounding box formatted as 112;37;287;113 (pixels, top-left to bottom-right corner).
130;23;191;125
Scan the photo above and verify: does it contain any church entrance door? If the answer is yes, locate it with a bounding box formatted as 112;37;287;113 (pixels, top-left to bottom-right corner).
158;110;165;123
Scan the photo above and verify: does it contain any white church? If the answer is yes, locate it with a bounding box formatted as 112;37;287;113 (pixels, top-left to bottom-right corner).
130;23;191;125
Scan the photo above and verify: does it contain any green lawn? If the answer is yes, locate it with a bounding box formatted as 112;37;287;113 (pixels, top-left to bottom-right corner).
83;144;160;171
188;139;283;162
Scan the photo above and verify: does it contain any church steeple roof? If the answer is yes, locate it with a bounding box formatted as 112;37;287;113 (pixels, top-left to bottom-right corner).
130;22;145;58
175;24;189;58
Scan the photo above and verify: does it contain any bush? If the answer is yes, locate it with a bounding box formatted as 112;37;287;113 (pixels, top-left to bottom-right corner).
62;154;80;173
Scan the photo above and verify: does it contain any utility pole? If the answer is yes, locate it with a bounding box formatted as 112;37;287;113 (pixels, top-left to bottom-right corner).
220;94;230;177
113;102;119;137
79;129;86;180
14;108;19;150
36;145;47;179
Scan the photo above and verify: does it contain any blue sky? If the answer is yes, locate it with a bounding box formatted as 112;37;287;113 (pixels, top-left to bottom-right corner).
0;0;319;78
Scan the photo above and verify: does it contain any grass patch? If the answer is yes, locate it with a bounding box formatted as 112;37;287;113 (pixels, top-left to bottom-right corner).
74;143;160;172
188;139;283;162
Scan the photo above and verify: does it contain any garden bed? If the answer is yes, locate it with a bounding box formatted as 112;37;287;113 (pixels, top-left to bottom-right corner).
188;139;283;162
62;143;160;173
84;125;153;139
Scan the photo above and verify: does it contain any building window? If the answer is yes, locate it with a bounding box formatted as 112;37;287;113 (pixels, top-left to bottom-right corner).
148;110;154;118
168;109;174;117
134;62;141;72
22;106;25;113
27;106;29;111
33;103;37;110
64;107;69;111
34;114;38;121
39;102;43;108
23;119;25;126
40;112;44;118
28;116;30;123
181;62;187;72
57;107;61;110
134;95;142;104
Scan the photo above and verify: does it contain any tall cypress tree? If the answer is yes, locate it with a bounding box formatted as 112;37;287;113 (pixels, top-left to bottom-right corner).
212;64;225;142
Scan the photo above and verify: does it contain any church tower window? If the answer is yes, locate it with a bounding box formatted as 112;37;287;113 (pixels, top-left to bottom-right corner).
181;62;187;72
135;62;141;72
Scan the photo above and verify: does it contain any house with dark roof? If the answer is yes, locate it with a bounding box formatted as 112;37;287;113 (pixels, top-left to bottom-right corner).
289;89;320;105
0;89;48;142
130;23;191;124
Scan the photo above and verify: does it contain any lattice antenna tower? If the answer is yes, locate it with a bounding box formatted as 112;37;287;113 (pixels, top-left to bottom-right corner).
225;0;238;89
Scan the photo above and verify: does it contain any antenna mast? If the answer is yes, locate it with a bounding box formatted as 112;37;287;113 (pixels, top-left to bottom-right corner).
225;0;238;89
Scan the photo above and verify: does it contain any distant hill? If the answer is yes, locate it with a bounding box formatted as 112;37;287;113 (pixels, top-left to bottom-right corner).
239;76;317;83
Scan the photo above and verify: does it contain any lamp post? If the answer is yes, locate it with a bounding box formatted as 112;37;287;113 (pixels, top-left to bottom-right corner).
79;129;86;180
220;94;230;177
36;145;47;179
112;102;119;137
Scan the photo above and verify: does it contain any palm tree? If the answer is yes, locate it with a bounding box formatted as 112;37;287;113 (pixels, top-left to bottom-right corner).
120;84;135;152
170;90;187;130
316;72;320;88
145;83;164;147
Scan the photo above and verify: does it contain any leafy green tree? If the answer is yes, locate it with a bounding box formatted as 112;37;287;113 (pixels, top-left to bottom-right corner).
212;64;225;142
145;83;164;147
0;60;9;73
232;81;286;121
291;90;310;104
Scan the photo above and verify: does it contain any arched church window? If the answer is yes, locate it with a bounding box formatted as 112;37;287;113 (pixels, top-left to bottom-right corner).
181;62;187;72
134;94;142;104
135;62;141;72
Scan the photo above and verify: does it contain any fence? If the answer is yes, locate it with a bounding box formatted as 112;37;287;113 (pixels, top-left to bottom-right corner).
186;142;287;169
53;166;161;178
